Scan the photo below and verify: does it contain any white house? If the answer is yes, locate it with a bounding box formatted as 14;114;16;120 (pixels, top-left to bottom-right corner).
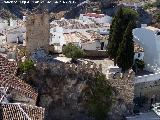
0;18;8;30
50;27;66;46
50;26;108;53
79;13;112;24
6;27;26;44
133;26;160;73
49;16;111;53
134;42;144;60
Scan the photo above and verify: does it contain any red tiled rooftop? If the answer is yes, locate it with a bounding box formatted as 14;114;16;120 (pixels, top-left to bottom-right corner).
0;55;17;75
1;103;45;120
0;55;38;101
0;74;38;101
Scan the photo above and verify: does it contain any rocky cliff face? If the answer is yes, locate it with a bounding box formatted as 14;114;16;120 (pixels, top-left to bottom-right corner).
0;0;116;19
19;61;135;120
22;62;102;120
0;0;86;19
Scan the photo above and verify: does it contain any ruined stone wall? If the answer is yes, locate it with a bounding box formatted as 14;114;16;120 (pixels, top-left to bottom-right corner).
36;62;134;105
25;13;49;55
36;61;102;79
107;69;135;105
135;80;160;103
30;61;103;120
106;69;135;120
31;61;136;120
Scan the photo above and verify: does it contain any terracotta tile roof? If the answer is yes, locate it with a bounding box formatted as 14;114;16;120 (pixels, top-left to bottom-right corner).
89;31;105;40
0;55;17;75
55;19;69;27
0;74;38;101
63;31;106;44
52;19;102;29
0;55;38;101
0;103;45;120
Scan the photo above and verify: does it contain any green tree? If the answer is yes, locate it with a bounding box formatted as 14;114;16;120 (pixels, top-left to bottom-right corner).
107;7;138;66
122;8;138;22
133;59;145;71
107;8;124;63
19;60;35;73
153;12;160;23
116;21;135;71
62;43;85;62
84;73;113;120
143;3;154;9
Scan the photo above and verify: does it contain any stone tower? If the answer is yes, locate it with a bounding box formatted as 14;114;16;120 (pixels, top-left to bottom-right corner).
25;12;49;55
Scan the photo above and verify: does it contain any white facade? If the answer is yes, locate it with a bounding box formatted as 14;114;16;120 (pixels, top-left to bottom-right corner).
79;13;112;24
82;40;108;51
0;19;8;30
0;46;6;52
9;18;18;27
0;34;6;45
6;27;26;43
50;27;66;46
50;14;111;53
133;26;160;73
134;52;144;60
50;26;108;52
135;73;160;84
0;17;25;44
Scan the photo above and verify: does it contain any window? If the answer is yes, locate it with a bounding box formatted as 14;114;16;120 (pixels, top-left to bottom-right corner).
157;32;160;35
138;53;141;58
101;42;104;50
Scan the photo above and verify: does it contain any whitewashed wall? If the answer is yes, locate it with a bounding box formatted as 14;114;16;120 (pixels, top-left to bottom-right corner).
0;36;6;45
79;14;112;24
50;27;66;46
134;52;144;60
133;28;160;73
6;27;26;43
0;19;8;29
0;46;6;52
7;32;24;43
135;73;160;83
82;41;100;50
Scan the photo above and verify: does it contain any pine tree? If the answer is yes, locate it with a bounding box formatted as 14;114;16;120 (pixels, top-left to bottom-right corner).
116;21;135;72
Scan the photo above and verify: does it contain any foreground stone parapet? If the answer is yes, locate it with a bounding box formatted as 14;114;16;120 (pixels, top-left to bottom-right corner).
106;66;135;105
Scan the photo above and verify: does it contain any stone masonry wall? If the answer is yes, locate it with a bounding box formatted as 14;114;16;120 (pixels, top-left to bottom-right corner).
25;13;49;55
106;69;135;120
107;69;135;105
135;80;160;103
36;62;135;105
32;61;135;120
